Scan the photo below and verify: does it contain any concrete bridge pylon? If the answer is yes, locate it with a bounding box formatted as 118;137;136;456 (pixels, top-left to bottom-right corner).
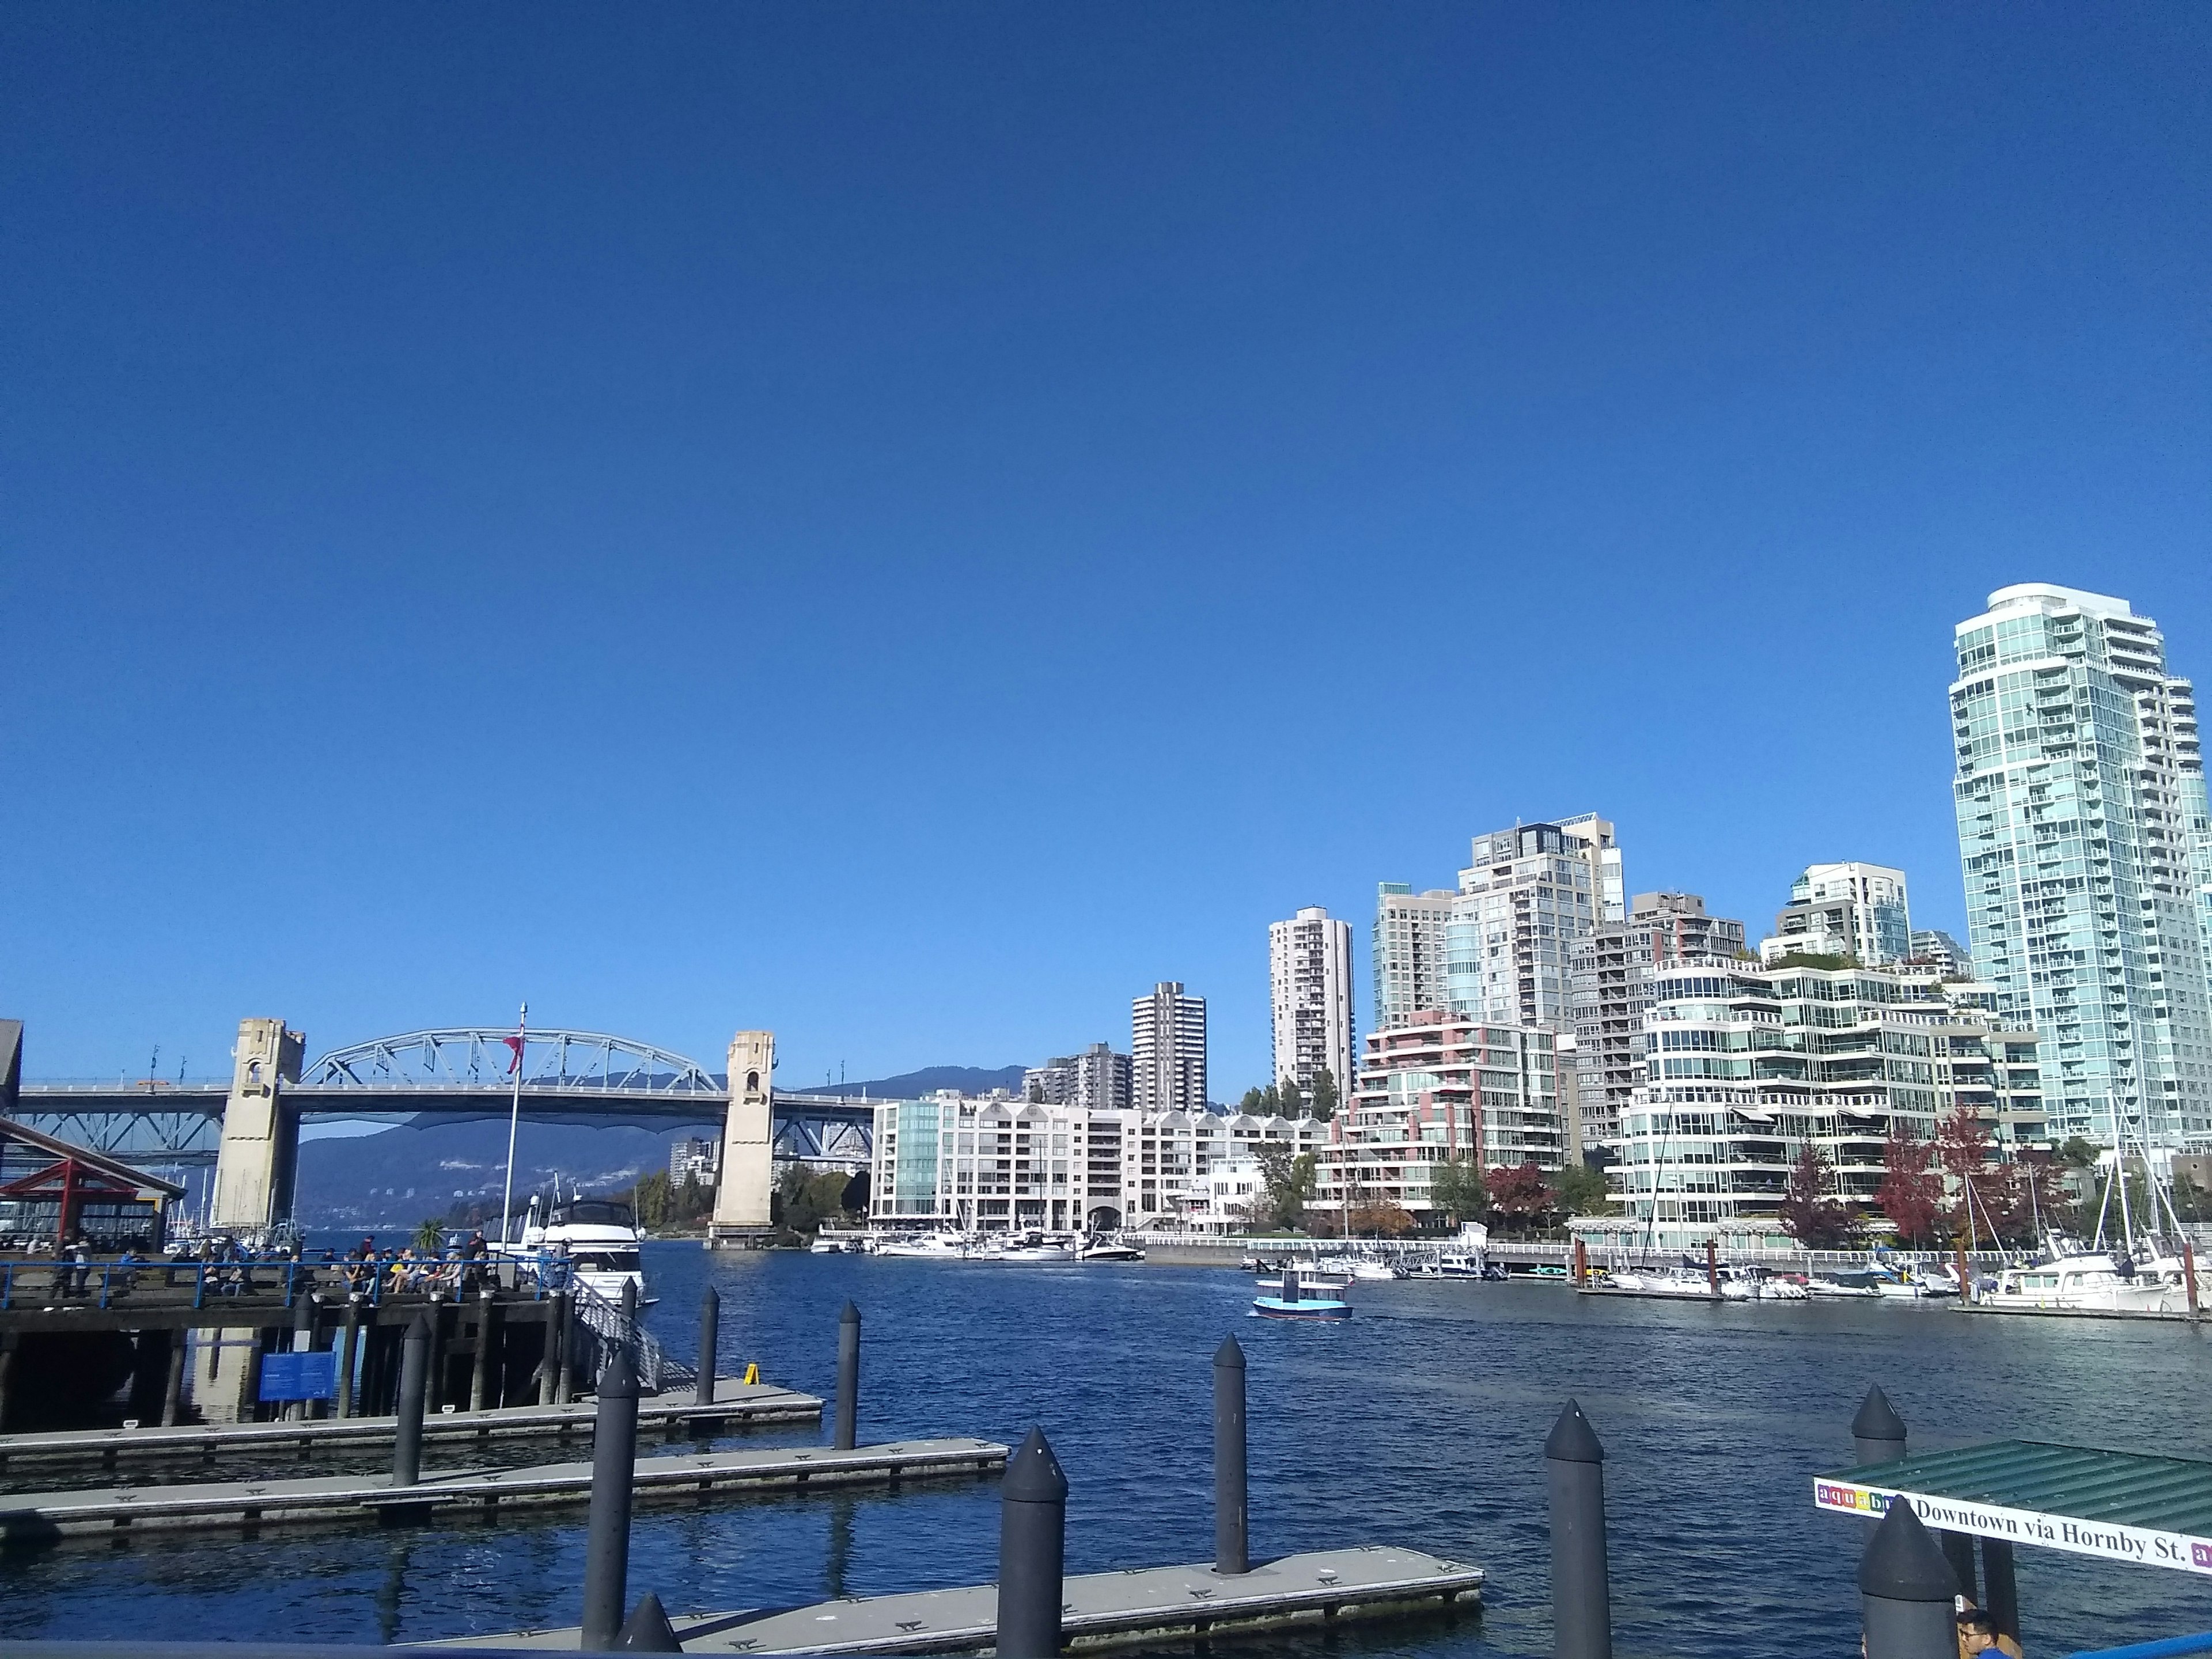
709;1031;775;1247
210;1017;305;1232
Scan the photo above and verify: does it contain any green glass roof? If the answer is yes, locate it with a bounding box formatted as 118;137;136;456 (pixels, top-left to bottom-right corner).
1815;1441;2212;1576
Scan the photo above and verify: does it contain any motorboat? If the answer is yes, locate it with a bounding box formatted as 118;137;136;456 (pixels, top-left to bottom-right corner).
1252;1269;1351;1320
874;1231;971;1259
1718;1264;1810;1302
1079;1238;1145;1262
507;1188;652;1308
996;1230;1077;1263
1253;1270;1351;1294
1981;1250;2205;1317
1316;1254;1399;1282
1591;1266;1715;1299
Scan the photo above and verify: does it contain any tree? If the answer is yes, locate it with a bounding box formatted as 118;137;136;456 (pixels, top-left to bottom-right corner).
414;1217;446;1252
1483;1163;1556;1236
1876;1125;1943;1245
1777;1144;1861;1249
1251;1145;1316;1230
1350;1200;1416;1237
1979;1150;2069;1247
1239;1086;1269;1113
1427;1157;1489;1226
1933;1105;1997;1243
1276;1075;1305;1118
1308;1068;1340;1122
1551;1162;1615;1218
772;1164;860;1237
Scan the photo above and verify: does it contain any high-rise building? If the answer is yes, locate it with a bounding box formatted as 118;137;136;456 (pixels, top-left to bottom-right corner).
1607;961;2044;1251
1269;906;1354;1096
1373;884;1453;1031
1023;1043;1133;1113
1950;584;2212;1145
1311;1018;1567;1226
1568;892;1747;1150
1132;982;1208;1113
1908;929;1971;977
1759;862;1913;965
1445;818;1620;1028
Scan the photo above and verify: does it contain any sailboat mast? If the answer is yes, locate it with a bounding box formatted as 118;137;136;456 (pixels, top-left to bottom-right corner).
499;1003;528;1247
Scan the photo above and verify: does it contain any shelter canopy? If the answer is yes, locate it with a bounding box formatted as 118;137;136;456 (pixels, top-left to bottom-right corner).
1815;1440;2212;1577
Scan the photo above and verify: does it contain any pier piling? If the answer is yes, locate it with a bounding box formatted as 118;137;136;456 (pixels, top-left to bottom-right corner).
834;1301;861;1451
1981;1537;2018;1645
616;1589;684;1652
390;1313;431;1487
335;1302;359;1419
1213;1335;1248;1575
1852;1385;1907;1465
996;1426;1069;1659
160;1331;187;1427
580;1351;642;1650
1545;1399;1611;1659
1858;1494;1959;1659
695;1287;719;1407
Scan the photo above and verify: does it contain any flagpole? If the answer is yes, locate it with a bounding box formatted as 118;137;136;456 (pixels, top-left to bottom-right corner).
499;1002;527;1247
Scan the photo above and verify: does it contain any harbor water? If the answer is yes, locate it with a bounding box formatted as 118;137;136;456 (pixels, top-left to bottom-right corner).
4;1241;2210;1657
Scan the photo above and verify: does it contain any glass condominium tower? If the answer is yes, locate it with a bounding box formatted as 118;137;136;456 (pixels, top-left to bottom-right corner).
1950;584;2212;1147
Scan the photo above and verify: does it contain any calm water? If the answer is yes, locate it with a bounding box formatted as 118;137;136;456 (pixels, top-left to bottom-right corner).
4;1243;2209;1657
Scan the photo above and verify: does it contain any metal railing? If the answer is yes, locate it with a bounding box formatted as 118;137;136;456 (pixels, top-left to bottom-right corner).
567;1274;690;1395
0;1252;579;1313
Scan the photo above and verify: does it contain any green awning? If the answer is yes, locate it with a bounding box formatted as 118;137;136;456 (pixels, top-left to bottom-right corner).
1815;1441;2212;1577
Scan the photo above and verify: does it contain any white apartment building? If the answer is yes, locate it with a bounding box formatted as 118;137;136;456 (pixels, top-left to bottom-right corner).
1606;961;2044;1251
1132;982;1208;1112
1569;892;1747;1149
1950;584;2212;1146
1909;929;1971;977
1023;1043;1132;1112
1270;906;1354;1095
668;1137;718;1186
868;1092;1321;1232
1374;815;1623;1035
1309;1018;1568;1228
1759;862;1914;966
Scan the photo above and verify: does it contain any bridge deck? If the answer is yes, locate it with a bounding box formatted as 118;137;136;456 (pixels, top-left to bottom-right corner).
440;1546;1486;1654
0;1436;1005;1541
0;1378;819;1473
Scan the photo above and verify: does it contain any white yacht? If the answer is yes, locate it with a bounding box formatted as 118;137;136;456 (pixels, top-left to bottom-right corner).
995;1230;1077;1263
510;1190;650;1308
1982;1251;2203;1317
1078;1237;1145;1262
874;1230;971;1259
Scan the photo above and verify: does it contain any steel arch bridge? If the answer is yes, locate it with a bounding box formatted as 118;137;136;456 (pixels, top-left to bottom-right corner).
15;1028;875;1169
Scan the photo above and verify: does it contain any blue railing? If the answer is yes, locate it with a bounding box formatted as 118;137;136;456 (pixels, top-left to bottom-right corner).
0;1252;576;1312
2065;1635;2212;1659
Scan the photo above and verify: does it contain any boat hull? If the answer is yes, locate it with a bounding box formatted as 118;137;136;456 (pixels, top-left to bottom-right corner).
1251;1297;1352;1320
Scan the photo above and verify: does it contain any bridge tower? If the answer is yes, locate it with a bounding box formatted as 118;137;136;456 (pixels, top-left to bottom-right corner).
709;1031;775;1246
210;1017;306;1232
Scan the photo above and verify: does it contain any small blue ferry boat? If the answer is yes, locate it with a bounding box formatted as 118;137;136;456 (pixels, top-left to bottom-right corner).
1251;1267;1352;1321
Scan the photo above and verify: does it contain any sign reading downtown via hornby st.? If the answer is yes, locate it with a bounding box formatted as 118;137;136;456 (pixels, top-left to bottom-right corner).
1815;1476;2212;1577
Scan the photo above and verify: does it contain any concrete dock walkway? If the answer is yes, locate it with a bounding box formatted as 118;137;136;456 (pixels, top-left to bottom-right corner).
0;1436;1005;1542
439;1546;1484;1654
0;1378;820;1474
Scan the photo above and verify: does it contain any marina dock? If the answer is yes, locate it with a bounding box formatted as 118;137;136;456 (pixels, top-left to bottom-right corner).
0;1377;820;1474
0;1436;1006;1543
439;1546;1485;1654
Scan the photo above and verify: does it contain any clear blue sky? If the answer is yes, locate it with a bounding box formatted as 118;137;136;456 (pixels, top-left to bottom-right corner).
3;6;2207;1096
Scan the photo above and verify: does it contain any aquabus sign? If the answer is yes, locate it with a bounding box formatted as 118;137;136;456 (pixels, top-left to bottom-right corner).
1815;1478;2212;1576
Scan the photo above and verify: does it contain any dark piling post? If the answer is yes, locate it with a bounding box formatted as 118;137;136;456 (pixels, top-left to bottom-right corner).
579;1350;642;1650
554;1294;576;1405
1546;1399;1611;1659
1981;1538;2018;1645
695;1286;720;1407
1853;1385;1907;1466
615;1591;683;1652
391;1312;432;1487
996;1426;1069;1659
1704;1239;1718;1296
1213;1335;1248;1574
1941;1532;1979;1606
834;1301;861;1450
469;1296;497;1414
1859;1498;1960;1659
335;1302;359;1419
160;1332;187;1427
620;1278;639;1336
291;1292;317;1419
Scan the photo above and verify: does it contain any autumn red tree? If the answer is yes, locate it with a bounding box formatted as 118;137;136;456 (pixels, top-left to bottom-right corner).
1875;1124;1944;1245
1777;1143;1862;1248
1933;1105;1997;1243
1483;1163;1556;1235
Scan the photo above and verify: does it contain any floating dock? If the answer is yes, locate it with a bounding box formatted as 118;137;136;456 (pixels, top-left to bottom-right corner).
440;1546;1484;1654
0;1436;1005;1543
0;1377;819;1474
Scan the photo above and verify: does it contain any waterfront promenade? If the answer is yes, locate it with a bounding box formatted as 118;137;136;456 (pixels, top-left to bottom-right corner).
3;1242;2209;1657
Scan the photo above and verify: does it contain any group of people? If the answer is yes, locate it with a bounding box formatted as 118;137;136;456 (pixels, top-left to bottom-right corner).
339;1232;498;1297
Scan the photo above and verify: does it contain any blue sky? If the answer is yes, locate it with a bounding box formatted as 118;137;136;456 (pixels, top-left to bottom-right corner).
3;6;2207;1096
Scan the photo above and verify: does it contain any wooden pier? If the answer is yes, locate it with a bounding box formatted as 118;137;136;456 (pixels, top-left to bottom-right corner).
0;1435;1006;1543
438;1546;1484;1654
0;1377;819;1474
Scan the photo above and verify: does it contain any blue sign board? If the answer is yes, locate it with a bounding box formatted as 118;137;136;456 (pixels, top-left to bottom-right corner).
258;1351;339;1402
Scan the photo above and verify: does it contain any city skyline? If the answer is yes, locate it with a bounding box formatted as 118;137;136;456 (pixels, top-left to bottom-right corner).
4;10;2208;1097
